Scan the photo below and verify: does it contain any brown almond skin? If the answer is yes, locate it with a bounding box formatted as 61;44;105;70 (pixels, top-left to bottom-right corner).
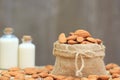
44;77;54;80
88;75;99;79
54;75;66;79
112;74;120;78
67;40;78;44
81;41;91;44
39;72;48;78
58;33;67;44
32;74;39;79
96;38;102;44
74;29;91;38
24;68;37;75
76;37;84;43
86;37;97;43
64;76;74;80
8;71;19;77
98;75;110;80
14;74;25;80
74;78;81;80
25;77;35;80
45;65;54;71
1;70;9;75
2;73;11;78
109;69;120;74
69;32;75;36
81;77;89;80
106;63;119;70
113;78;120;80
0;76;10;80
8;67;20;72
67;35;77;40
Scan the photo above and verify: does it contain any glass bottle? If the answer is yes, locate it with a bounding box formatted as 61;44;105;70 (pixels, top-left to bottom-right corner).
19;35;35;69
0;27;19;69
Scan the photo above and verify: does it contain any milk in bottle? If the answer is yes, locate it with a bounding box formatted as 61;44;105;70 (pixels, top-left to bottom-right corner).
19;35;35;69
0;27;19;69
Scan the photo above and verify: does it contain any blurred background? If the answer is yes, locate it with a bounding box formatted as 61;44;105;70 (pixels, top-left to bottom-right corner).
0;0;119;66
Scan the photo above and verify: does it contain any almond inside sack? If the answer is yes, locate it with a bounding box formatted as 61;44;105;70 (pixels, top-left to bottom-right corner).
51;41;107;77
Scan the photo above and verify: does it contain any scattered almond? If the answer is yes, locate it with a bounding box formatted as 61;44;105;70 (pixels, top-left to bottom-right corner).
39;72;48;78
14;74;25;80
8;67;20;72
0;63;119;80
113;78;120;80
98;75;110;80
112;73;120;78
0;76;10;80
24;68;37;75
106;63;119;70
32;74;39;79
44;76;54;80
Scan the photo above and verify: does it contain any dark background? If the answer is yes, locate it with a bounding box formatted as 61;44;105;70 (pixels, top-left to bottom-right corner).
0;0;119;66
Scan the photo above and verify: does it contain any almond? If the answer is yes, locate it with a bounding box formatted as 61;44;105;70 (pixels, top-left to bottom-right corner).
86;37;97;43
106;63;119;70
68;40;78;44
24;68;37;75
109;69;120;74
96;39;102;44
14;74;25;80
74;29;91;38
45;65;54;71
98;75;110;80
39;72;48;78
58;33;67;44
76;37;84;43
54;75;66;79
112;74;120;78
8;71;19;77
32;74;39;79
74;78;81;80
81;77;89;80
81;41;91;44
0;76;10;80
44;77;54;80
88;75;99;79
25;77;35;80
8;67;20;72
69;32;75;36
113;78;120;80
67;35;77;40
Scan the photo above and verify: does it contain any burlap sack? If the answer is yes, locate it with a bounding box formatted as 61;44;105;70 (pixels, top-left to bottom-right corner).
51;41;107;77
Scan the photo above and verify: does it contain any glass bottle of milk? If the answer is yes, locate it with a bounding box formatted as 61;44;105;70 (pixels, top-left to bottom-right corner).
0;27;19;69
19;35;35;69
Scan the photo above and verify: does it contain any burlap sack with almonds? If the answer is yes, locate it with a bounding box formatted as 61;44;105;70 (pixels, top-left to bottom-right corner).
51;41;107;77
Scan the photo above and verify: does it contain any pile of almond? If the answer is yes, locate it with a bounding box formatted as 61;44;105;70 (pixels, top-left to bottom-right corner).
58;29;102;44
106;63;120;79
0;65;53;80
0;63;120;80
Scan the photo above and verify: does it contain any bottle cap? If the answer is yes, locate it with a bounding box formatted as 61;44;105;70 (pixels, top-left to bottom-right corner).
4;27;13;34
22;35;32;41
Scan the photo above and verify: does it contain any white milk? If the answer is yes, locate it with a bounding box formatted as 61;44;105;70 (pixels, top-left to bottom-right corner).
19;36;35;69
0;28;19;69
